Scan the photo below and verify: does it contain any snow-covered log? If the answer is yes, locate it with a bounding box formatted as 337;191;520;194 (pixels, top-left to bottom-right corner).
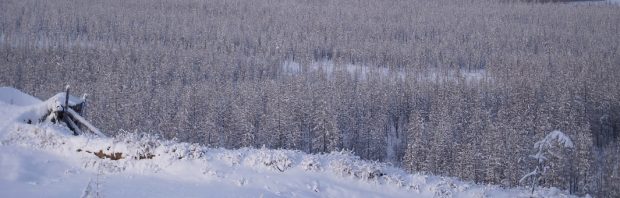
1;86;106;138
66;108;105;137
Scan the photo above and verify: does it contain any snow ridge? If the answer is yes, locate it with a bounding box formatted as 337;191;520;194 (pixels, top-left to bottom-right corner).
0;122;576;197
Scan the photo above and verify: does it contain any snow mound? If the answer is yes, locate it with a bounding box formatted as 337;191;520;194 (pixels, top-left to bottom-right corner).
0;91;74;130
0;87;41;106
0;87;103;138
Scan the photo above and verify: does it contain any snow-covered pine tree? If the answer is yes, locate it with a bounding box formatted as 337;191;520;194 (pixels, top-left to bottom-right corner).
310;85;340;153
426;84;452;175
232;86;255;148
402;110;427;173
521;130;574;195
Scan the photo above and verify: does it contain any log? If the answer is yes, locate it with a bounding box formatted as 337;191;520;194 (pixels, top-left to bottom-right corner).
64;85;70;113
66;108;106;137
64;116;82;136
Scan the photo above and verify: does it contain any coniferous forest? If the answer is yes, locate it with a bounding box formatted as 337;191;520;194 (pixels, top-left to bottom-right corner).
1;0;619;196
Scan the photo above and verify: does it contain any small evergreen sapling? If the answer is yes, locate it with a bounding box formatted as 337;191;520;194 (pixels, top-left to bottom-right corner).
520;130;574;195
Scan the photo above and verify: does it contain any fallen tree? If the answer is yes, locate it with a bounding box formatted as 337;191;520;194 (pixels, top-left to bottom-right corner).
15;85;106;138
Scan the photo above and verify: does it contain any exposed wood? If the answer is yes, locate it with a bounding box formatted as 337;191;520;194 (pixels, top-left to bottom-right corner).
64;116;82;136
64;85;70;114
66;108;106;137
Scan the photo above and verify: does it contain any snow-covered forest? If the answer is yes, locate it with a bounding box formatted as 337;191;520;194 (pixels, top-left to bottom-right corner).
1;0;619;196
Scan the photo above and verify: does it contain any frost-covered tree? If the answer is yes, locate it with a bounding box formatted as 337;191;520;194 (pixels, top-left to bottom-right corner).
402;110;428;173
310;83;340;153
521;130;574;194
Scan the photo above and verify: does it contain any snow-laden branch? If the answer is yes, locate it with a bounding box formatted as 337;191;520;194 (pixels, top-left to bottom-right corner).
519;169;539;184
522;130;574;195
66;108;106;137
533;130;574;150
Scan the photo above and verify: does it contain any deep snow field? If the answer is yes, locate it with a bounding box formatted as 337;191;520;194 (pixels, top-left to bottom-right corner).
0;87;576;198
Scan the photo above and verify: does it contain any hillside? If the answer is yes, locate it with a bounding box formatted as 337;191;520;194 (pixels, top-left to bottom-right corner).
0;87;575;198
2;0;620;195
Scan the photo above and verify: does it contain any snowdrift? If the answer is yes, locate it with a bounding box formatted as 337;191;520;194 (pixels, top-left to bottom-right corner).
0;86;104;137
0;87;42;106
0;88;577;197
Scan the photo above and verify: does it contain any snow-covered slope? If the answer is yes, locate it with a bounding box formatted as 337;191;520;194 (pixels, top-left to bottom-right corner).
0;87;42;106
0;88;576;198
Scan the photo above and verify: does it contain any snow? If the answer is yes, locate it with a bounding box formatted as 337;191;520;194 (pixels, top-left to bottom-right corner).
282;61;489;84
0;88;88;129
0;88;578;198
534;130;574;150
598;0;619;4
282;60;406;81
49;92;85;107
0;87;42;106
570;0;620;5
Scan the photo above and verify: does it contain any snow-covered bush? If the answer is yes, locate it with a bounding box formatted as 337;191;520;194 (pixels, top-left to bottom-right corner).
328;157;354;177
218;150;244;166
300;156;321;171
160;141;205;160
353;162;385;181
432;179;457;198
383;174;406;187
114;131;160;160
245;147;292;172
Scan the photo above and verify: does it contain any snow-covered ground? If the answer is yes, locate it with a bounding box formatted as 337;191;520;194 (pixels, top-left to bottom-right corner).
570;0;620;5
282;60;489;84
0;87;576;197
